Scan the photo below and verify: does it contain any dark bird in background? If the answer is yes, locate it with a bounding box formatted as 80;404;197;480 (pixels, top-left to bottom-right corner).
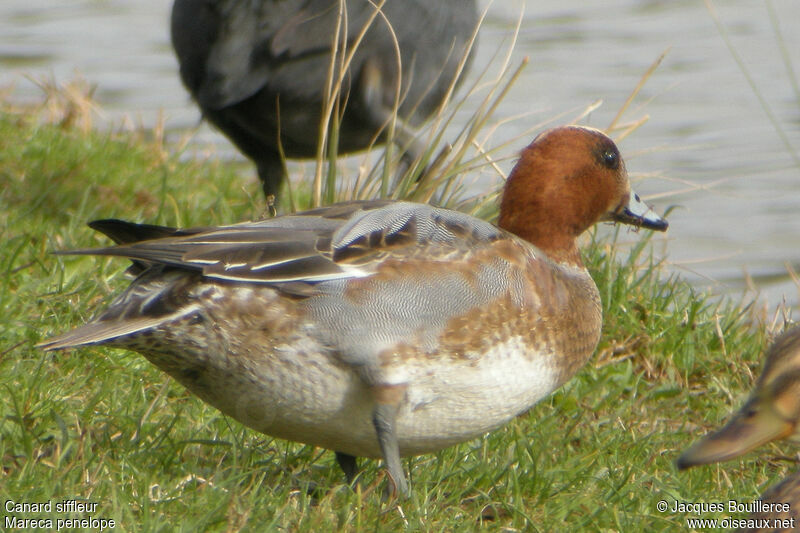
171;0;479;199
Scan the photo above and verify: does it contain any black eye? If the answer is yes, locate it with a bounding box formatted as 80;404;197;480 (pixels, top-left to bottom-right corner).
591;138;622;170
601;149;619;170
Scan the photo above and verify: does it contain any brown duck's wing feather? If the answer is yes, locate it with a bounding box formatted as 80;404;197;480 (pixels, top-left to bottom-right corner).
38;316;176;351
38;267;204;350
56;200;503;284
81;219;212;275
40;201;507;351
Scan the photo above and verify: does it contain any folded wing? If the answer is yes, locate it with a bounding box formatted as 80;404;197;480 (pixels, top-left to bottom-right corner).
56;200;503;286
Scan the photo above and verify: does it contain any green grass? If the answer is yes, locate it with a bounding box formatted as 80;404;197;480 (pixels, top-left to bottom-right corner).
0;88;793;532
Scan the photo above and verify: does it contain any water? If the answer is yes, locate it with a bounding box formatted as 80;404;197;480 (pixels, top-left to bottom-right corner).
1;0;799;311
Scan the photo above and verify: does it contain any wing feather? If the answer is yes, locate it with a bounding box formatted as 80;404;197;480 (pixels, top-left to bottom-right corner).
55;201;503;285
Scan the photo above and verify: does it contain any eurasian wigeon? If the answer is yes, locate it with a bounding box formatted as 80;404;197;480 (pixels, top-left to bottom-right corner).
677;326;800;530
40;125;667;495
170;0;477;197
731;472;800;532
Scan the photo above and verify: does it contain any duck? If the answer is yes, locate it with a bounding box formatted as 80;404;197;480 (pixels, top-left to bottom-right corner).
39;125;668;496
737;472;800;532
677;326;800;531
170;0;478;199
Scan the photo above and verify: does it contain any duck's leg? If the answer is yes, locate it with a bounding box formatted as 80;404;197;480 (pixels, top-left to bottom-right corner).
256;154;286;202
335;451;359;484
372;384;409;497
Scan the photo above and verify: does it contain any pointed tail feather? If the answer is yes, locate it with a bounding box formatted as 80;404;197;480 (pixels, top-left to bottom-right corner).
89;219;178;244
37;317;169;351
54;219;200;275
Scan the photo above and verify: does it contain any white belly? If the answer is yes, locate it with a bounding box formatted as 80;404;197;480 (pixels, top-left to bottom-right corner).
169;335;559;458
